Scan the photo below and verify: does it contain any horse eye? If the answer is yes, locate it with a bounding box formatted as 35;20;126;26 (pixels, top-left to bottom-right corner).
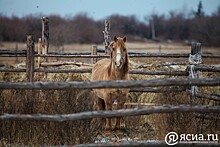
124;48;126;51
112;48;115;51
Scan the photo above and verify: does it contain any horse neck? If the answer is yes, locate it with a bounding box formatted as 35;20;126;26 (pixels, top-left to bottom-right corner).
109;61;128;80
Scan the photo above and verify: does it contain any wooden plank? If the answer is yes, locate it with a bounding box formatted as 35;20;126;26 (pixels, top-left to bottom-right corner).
37;38;42;68
35;68;92;73
34;68;189;76
15;44;18;62
34;53;220;58
40;61;93;67
129;53;188;58
129;70;188;76
0;51;219;58
42;52;91;55
123;103;157;106
0;105;219;121
35;54;108;58
75;142;220;147
91;45;97;64
26;35;35;82
195;65;220;72
1;66;219;74
0;68;188;76
41;17;49;53
201;54;220;58
191;42;201;55
136;62;188;68
0;78;219;90
0;49;27;54
34;53;189;58
195;93;220;101
130;87;186;93
103;20;111;54
0;69;26;72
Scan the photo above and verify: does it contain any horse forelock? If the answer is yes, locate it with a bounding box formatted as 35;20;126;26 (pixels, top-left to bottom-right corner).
116;37;126;49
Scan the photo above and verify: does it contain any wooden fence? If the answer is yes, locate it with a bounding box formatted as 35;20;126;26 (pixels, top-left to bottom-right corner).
0;35;219;91
0;105;219;122
0;18;220;145
0;18;220;146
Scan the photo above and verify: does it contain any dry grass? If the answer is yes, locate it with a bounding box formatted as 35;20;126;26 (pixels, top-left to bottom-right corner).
0;42;220;145
0;65;102;145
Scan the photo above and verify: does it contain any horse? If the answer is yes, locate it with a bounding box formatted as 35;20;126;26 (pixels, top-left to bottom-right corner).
91;36;129;133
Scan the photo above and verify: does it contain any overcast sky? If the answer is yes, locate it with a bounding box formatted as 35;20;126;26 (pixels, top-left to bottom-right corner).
0;0;219;21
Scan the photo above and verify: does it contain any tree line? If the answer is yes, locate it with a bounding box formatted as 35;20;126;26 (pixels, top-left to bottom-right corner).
0;3;220;46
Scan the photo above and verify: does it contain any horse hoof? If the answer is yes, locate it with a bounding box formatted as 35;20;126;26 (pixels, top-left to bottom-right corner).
114;128;130;135
104;129;112;135
114;129;123;134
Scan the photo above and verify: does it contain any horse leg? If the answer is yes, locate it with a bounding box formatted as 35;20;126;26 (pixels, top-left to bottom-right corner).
104;93;112;133
97;98;105;111
115;94;126;132
97;98;105;130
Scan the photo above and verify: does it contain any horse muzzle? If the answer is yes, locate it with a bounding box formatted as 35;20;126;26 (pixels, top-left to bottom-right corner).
115;61;123;70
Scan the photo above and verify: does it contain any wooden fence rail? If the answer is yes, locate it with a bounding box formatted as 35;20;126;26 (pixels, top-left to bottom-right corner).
194;65;220;72
1;51;220;58
0;105;219;122
1;66;220;75
1;65;220;74
0;68;189;76
0;78;219;90
195;93;220;101
75;142;220;147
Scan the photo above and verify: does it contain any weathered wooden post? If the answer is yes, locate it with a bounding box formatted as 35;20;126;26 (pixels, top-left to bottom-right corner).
187;42;202;100
26;35;35;82
159;45;161;53
103;20;111;55
42;17;49;53
15;43;18;63
37;38;42;68
91;45;97;64
41;17;49;64
189;42;202;64
61;46;64;54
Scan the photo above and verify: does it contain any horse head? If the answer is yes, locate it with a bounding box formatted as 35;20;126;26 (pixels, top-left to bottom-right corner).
109;36;128;72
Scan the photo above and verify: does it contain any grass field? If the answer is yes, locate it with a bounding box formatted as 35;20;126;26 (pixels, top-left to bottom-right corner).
0;41;219;145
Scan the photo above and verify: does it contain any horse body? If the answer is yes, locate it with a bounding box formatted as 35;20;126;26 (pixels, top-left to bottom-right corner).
91;36;129;133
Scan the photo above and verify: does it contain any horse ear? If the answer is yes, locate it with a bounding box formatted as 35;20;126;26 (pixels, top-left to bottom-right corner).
123;36;126;42
108;42;114;58
109;42;114;49
114;36;117;42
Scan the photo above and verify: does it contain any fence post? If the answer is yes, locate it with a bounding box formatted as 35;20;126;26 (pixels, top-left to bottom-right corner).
15;43;18;63
26;35;35;82
103;20;111;55
91;45;97;64
189;42;202;64
187;42;202;100
37;38;42;68
159;45;161;53
42;17;49;53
